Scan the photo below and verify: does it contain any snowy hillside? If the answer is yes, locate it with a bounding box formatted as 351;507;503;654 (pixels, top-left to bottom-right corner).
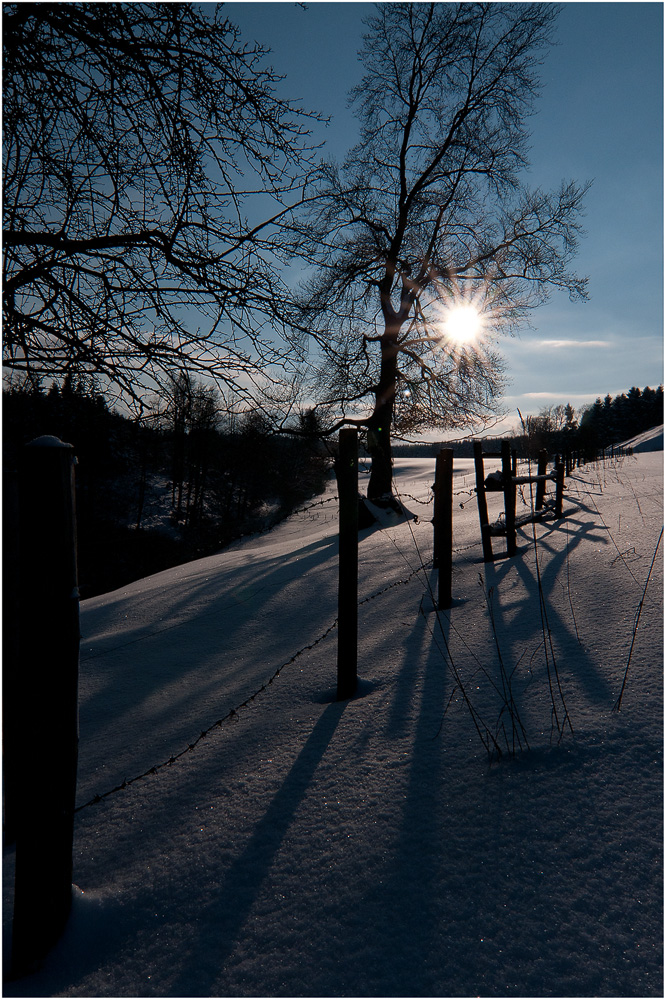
3;448;663;997
617;423;664;454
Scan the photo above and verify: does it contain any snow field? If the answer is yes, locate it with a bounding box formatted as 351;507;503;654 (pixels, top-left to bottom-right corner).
3;450;662;997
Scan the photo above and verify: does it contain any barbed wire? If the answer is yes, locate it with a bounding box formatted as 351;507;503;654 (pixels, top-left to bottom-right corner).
75;617;340;813
397;491;433;506
219;492;340;546
75;560;429;813
291;494;339;515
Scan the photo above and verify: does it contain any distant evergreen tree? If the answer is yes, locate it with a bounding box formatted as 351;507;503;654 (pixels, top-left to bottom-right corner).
563;403;578;433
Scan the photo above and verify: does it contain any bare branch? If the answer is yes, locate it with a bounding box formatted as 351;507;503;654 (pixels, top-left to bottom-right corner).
3;2;323;405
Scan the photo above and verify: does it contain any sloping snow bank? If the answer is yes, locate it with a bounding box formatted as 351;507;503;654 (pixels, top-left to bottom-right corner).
617;423;664;453
3;452;662;997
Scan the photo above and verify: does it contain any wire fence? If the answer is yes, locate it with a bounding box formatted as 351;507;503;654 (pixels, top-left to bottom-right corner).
76;450;663;809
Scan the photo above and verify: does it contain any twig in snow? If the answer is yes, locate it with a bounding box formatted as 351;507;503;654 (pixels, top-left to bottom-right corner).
522;467;574;742
613;526;663;712
565;520;583;646
481;578;530;756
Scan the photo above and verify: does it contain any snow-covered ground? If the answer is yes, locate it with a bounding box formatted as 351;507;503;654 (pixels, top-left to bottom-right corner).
3;442;663;997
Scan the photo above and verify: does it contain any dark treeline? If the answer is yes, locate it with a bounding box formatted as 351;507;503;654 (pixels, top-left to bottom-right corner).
392;385;663;460
3;377;330;598
577;386;663;449
5;378;662;598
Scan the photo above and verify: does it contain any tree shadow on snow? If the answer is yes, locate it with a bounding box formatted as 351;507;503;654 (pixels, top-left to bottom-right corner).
321;593;455;996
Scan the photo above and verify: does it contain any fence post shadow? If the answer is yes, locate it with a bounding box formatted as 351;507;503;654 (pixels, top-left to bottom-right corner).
358;598;453;994
169;699;347;996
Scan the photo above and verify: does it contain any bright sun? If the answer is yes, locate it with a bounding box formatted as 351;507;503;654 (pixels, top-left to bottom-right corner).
442;303;483;344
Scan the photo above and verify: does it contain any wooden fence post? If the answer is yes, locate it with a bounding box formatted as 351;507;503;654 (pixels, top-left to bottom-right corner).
433;448;453;609
473;442;493;563
535;449;548;511
337;428;358;700
502;440;517;557
555;460;565;518
3;468;20;847
11;437;80;978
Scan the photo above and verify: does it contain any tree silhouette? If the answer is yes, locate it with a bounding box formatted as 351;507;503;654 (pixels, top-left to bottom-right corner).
3;3;318;405
297;2;589;499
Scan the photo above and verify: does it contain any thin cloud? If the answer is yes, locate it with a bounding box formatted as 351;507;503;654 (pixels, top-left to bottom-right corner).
523;339;611;350
516;392;599;400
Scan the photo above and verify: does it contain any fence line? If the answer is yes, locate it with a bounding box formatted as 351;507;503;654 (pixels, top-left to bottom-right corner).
75;448;646;811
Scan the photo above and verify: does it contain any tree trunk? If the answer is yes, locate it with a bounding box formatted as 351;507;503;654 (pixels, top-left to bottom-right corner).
367;330;399;500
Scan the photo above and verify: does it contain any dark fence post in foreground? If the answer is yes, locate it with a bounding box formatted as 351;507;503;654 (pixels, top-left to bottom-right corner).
473;441;493;563
433;448;453;609
535;449;548;511
11;437;80;979
501;440;517;557
555;460;565;518
3;468;20;846
337;428;358;700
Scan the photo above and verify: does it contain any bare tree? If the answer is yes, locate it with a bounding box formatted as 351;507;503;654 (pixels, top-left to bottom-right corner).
3;3;318;405
161;372;220;526
297;2;589;500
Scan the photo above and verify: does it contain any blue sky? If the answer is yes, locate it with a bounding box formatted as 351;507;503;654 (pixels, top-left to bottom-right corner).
227;1;663;433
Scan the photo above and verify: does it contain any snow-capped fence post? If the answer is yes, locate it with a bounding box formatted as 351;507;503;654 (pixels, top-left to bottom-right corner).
501;441;517;557
473;441;494;562
336;428;358;700
11;436;80;978
433;448;453;608
535;449;548;511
